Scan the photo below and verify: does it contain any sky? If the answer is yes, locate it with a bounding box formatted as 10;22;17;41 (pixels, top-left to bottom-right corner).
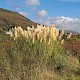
0;0;80;32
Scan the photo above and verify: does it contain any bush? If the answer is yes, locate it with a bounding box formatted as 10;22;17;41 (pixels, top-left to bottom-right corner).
0;26;80;80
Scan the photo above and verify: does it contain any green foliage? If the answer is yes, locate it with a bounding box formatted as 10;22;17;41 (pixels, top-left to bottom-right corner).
0;33;80;80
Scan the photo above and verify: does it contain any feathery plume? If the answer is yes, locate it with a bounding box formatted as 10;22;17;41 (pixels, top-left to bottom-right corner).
67;33;72;39
48;38;51;45
32;37;35;44
8;24;62;44
59;30;64;40
60;30;64;36
8;29;13;37
40;37;42;43
61;39;64;44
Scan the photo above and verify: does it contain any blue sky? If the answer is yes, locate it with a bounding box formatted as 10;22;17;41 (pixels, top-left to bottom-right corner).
0;0;80;19
0;0;80;32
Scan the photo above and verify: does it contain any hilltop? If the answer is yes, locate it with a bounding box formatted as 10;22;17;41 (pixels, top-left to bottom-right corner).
0;8;37;31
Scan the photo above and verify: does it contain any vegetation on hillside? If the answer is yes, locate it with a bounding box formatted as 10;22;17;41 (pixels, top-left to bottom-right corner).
0;8;37;31
0;24;80;80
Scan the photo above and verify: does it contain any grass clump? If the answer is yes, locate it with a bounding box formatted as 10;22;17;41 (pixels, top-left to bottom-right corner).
0;25;80;80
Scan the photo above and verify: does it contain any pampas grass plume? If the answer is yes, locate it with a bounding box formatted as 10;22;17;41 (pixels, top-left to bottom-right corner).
48;38;51;45
67;33;72;39
61;39;64;44
40;37;42;43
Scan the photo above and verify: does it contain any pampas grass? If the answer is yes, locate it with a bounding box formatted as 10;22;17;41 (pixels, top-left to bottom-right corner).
67;33;72;39
8;24;60;44
2;24;80;80
7;24;72;45
61;39;64;44
59;30;64;40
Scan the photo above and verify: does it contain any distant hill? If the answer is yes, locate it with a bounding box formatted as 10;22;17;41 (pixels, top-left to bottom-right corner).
64;30;80;34
0;8;37;31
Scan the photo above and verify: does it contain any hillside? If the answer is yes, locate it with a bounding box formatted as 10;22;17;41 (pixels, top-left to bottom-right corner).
0;8;80;80
64;30;80;34
0;8;37;31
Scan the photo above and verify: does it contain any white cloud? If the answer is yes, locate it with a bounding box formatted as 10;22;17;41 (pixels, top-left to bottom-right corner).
25;0;40;6
15;8;20;11
37;10;48;17
19;12;28;17
38;16;80;32
14;5;21;11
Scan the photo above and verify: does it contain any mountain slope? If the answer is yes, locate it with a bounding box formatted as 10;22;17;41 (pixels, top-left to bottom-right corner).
64;30;80;34
0;8;37;30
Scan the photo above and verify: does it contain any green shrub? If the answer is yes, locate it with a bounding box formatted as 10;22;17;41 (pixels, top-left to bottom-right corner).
0;32;80;80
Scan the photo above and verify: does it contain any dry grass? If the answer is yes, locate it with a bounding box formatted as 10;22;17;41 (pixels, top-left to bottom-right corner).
0;25;80;80
7;24;62;45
